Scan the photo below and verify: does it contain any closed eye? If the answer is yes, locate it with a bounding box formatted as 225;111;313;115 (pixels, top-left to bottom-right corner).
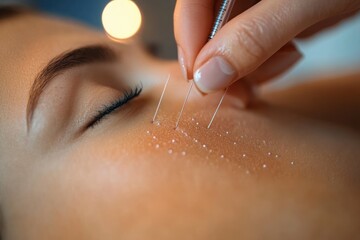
86;84;143;129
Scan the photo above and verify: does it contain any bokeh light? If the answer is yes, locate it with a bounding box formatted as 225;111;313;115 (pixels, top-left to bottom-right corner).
102;0;142;40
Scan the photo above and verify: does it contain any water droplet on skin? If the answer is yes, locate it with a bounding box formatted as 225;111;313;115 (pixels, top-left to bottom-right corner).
242;154;246;158
202;144;206;148
226;131;229;135
196;122;200;126
262;164;267;168
209;149;213;153
194;139;198;143
171;139;176;143
155;144;160;149
168;149;173;154
262;140;266;145
146;130;151;135
275;154;279;158
219;134;222;137
191;118;195;122
181;151;186;156
156;122;161;126
220;155;225;159
240;135;244;139
291;161;295;165
268;152;272;156
233;142;237;145
152;136;157;140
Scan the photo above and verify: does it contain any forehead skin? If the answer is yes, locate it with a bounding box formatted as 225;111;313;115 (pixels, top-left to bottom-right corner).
0;14;360;239
0;13;104;139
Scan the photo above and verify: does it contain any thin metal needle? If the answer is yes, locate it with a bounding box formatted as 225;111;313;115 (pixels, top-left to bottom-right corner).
152;74;170;123
175;0;236;129
175;81;194;129
207;87;228;129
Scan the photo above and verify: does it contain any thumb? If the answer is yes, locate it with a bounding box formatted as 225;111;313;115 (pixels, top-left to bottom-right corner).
193;0;352;93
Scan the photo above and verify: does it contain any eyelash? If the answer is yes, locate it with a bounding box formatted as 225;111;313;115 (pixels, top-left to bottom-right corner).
86;84;143;128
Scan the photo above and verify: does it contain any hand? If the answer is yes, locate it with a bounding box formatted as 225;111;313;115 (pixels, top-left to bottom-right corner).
174;0;360;96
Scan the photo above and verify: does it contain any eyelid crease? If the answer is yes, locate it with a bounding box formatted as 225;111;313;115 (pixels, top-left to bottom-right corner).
85;84;143;129
27;45;118;132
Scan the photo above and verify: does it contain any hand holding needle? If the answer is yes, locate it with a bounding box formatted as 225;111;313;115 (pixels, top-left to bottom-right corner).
175;0;236;129
175;0;359;94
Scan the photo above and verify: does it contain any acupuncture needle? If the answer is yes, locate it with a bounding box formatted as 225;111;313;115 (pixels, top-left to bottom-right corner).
175;81;194;129
175;0;236;129
207;87;228;129
152;74;171;123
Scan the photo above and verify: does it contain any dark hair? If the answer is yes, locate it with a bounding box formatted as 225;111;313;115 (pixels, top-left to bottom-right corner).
0;5;32;21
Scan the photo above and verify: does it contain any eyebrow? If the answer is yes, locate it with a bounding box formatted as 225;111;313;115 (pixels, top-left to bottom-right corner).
26;45;117;128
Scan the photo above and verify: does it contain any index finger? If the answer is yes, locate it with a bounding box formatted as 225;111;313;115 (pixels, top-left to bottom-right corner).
174;0;215;80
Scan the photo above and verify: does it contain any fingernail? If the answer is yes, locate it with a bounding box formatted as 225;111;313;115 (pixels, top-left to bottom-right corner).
177;45;188;80
194;57;236;93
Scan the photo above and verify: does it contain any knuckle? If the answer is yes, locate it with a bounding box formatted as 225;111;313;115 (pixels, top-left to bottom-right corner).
231;19;268;70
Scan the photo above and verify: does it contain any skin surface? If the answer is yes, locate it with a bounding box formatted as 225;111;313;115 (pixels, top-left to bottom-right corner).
0;13;360;240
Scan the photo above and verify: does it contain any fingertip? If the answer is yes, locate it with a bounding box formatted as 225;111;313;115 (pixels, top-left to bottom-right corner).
177;45;191;81
174;0;215;82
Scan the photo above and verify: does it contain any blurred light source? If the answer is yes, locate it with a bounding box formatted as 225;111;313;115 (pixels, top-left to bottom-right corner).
102;0;142;40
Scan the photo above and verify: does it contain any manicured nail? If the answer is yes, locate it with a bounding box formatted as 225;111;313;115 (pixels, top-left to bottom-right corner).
177;45;188;80
194;57;236;93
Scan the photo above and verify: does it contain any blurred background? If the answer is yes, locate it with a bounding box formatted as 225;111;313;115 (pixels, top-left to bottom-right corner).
1;0;360;86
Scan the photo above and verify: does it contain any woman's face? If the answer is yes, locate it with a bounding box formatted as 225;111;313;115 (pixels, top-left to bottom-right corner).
1;13;360;239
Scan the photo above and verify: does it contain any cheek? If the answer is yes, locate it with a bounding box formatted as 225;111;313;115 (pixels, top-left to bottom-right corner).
3;139;242;239
3;146;158;238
